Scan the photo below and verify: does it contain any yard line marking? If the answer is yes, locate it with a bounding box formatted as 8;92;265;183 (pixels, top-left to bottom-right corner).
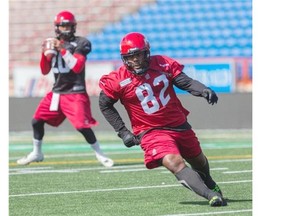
10;169;78;174
161;209;252;216
161;167;228;174
9;156;252;167
9;179;252;198
9;164;148;175
100;168;148;173
100;167;229;174
223;170;252;174
9;142;251;152
10;166;249;175
9;166;53;171
210;158;251;163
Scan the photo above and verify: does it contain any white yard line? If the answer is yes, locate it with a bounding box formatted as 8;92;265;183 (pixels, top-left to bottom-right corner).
9;180;252;198
223;170;252;174
161;209;252;216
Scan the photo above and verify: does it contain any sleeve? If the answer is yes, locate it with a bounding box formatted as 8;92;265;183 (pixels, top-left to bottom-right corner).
39;53;52;75
169;59;184;79
98;90;127;133
60;37;91;74
173;72;207;96
74;37;92;56
99;72;121;100
158;55;184;79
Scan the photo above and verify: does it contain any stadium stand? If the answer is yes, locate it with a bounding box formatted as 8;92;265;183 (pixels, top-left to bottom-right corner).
9;0;252;94
9;0;155;65
10;0;252;63
87;0;252;61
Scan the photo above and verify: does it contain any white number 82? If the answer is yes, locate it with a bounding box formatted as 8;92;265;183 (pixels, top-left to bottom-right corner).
135;74;171;114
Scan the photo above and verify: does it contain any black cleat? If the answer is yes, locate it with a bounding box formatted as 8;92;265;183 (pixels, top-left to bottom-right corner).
209;196;227;207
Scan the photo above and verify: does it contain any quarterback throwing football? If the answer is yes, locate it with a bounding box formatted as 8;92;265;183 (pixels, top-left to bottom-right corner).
17;11;113;168
99;32;226;206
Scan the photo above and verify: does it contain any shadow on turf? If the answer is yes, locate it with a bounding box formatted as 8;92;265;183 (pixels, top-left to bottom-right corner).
179;198;252;206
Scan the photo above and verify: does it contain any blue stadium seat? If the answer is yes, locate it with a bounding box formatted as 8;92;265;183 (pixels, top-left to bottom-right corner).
88;0;252;61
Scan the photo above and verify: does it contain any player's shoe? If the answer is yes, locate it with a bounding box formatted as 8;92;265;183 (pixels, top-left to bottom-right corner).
17;152;44;165
209;195;227;207
211;184;223;196
95;152;114;167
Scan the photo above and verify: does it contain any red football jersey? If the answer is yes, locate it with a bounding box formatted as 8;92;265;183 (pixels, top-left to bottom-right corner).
99;55;190;135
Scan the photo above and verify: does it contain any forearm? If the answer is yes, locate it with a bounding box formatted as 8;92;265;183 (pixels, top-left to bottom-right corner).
39;53;52;75
60;50;86;73
99;91;140;147
173;72;207;96
98;91;126;132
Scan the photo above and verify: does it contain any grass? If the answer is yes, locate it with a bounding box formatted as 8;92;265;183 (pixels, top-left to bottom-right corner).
9;129;252;216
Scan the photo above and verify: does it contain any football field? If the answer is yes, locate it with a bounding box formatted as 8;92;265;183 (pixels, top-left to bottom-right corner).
9;129;252;216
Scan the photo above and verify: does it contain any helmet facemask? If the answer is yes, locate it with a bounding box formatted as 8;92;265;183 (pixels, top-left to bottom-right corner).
121;49;150;75
55;23;76;41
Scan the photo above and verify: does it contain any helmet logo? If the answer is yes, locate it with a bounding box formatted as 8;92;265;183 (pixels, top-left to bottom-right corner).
128;48;140;54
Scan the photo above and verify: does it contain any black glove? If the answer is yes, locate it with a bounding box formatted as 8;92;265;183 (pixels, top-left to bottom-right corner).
118;129;140;148
202;88;218;105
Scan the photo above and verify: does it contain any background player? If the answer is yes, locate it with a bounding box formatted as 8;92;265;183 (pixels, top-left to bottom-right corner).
17;10;114;167
98;32;226;206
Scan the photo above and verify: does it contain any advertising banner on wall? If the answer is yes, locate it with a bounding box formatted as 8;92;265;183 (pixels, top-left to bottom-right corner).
12;63;114;97
176;59;236;94
12;58;239;97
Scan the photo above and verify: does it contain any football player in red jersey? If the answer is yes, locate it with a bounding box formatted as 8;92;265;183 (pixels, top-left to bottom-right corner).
99;32;227;206
17;10;113;167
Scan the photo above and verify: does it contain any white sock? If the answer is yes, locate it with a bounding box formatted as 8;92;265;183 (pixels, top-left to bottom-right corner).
90;141;104;155
32;139;42;154
91;141;114;167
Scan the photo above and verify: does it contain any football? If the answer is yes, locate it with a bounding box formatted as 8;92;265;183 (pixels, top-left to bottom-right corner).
43;38;57;60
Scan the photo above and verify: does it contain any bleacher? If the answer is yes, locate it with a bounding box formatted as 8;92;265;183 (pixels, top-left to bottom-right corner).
87;0;252;61
9;0;252;63
9;0;155;65
9;0;252;95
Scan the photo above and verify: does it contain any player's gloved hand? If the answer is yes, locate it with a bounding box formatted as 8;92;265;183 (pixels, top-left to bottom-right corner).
202;88;218;105
118;129;140;148
57;40;75;53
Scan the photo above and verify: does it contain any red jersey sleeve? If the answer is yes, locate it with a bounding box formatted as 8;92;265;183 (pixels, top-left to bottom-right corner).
151;55;184;79
39;53;52;75
99;70;122;100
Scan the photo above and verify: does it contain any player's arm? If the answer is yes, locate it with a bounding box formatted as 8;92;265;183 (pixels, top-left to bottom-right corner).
173;72;218;105
40;39;54;75
99;90;140;147
55;39;90;74
40;53;52;75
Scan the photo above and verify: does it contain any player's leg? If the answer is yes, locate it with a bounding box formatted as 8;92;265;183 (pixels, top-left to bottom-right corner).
17;92;64;165
179;129;224;196
186;152;223;195
62;93;114;167
17;119;45;165
77;128;114;167
141;130;226;206
161;154;226;206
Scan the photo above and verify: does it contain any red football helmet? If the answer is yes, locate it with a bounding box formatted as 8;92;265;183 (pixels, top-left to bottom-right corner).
54;10;77;40
120;32;150;75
